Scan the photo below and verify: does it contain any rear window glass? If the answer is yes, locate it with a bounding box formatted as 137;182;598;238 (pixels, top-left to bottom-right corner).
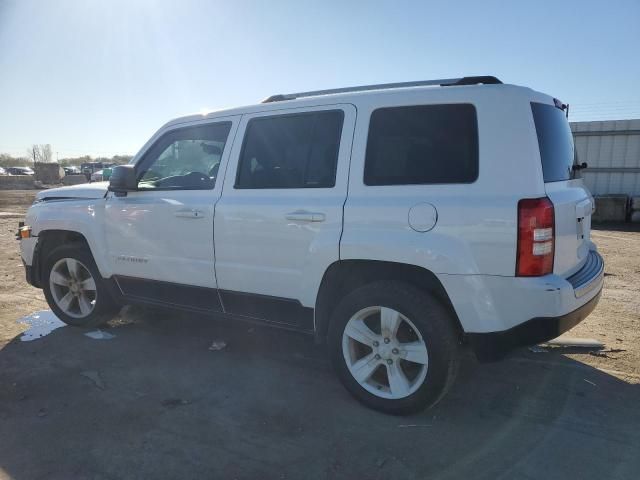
364;104;478;186
236;110;343;189
531;102;575;182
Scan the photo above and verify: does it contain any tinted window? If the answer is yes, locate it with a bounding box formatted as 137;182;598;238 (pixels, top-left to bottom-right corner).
138;122;231;190
236;110;344;189
531;102;575;182
364;104;478;185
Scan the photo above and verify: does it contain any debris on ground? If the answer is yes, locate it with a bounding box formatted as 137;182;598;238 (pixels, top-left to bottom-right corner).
583;379;597;387
589;348;627;359
528;346;547;353
161;398;191;409
37;408;48;418
84;330;116;340
398;424;432;428
80;370;105;390
530;337;609;354
543;337;605;349
208;339;227;351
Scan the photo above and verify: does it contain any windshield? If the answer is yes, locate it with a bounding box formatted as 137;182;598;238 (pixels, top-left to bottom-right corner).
531;102;576;182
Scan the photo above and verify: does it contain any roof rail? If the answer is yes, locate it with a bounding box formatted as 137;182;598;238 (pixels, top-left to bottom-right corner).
262;76;502;103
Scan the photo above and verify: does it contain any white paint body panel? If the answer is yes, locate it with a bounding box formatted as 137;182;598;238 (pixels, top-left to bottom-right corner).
545;179;593;277
23;197;112;276
103;115;240;288
214;104;356;307
20;82;602;335
341;86;545;277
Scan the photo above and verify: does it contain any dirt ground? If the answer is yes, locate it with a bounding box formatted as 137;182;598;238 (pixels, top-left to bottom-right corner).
0;190;639;479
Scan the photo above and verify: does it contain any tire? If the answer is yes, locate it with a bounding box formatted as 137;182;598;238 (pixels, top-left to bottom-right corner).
42;243;120;328
328;281;459;415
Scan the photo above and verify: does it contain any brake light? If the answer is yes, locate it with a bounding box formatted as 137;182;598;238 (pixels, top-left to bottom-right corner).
516;197;555;276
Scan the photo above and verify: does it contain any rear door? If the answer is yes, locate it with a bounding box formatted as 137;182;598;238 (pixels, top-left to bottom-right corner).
214;104;356;328
531;102;593;277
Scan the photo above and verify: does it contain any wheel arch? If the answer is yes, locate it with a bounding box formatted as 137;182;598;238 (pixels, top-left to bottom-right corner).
32;230;91;288
314;260;463;342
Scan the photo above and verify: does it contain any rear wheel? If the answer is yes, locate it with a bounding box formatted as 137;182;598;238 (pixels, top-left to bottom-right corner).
328;281;459;415
43;243;119;328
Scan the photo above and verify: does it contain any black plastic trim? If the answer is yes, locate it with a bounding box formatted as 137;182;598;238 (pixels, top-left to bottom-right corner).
111;276;314;331
24;263;36;287
450;76;502;86
27;240;43;288
114;276;223;313
467;290;602;362
567;251;603;292
219;290;314;331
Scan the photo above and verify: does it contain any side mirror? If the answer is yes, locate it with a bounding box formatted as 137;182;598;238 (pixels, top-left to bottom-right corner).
108;165;137;196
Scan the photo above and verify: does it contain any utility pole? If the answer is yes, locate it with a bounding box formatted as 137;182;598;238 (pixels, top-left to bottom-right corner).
32;146;37;169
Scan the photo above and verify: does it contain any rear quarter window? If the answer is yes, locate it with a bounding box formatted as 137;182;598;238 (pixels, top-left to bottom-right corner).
531;102;575;182
364;104;478;186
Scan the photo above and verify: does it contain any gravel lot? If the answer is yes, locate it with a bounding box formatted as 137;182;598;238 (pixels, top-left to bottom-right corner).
1;190;639;479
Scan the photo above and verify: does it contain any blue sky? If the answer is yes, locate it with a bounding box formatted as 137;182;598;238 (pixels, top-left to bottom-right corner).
1;0;639;158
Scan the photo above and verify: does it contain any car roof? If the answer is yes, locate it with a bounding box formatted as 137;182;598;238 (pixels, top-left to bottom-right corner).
161;81;552;130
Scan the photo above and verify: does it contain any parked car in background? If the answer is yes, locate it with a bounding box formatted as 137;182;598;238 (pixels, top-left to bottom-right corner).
90;167;115;182
82;162;115;181
18;76;603;414
81;162;104;180
63;166;81;175
7;166;34;175
90;170;104;182
0;167;6;175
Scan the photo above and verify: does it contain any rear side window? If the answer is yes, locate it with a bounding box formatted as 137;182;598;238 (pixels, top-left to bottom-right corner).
236;110;344;189
364;104;478;185
531;102;575;182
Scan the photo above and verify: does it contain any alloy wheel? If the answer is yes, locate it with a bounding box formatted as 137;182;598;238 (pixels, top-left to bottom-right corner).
342;306;429;399
49;258;97;318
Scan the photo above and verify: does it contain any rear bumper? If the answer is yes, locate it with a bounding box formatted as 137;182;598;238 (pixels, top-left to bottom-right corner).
467;289;601;361
438;249;605;361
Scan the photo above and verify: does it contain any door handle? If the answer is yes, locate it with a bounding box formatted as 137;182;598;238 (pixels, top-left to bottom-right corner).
174;209;205;219
285;211;326;222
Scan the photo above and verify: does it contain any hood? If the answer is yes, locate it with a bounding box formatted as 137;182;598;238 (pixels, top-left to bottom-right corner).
36;182;109;201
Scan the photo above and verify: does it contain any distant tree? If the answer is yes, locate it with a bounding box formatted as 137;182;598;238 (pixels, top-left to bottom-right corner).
41;144;53;163
0;153;30;167
7;150;133;168
27;144;53;166
111;154;133;164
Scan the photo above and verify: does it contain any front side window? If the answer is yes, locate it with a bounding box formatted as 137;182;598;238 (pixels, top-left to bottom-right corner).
364;104;478;185
138;122;231;190
235;110;344;189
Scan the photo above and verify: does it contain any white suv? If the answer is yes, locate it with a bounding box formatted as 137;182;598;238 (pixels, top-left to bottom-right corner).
19;76;604;414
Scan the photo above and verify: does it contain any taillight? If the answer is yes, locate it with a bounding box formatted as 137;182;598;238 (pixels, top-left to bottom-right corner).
516;197;555;276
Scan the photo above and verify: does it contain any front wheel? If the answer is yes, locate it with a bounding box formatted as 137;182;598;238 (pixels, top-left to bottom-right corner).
43;243;120;328
328;281;459;415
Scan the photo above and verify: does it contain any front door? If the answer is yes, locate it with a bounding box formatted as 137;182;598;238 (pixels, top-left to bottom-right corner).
104;117;239;310
214;105;356;327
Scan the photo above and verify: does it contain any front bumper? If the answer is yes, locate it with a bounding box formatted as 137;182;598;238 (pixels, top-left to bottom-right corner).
24;262;38;287
19;221;40;287
467;289;602;361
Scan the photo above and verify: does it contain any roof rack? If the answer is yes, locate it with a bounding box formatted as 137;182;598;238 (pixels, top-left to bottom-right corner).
262;76;502;103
